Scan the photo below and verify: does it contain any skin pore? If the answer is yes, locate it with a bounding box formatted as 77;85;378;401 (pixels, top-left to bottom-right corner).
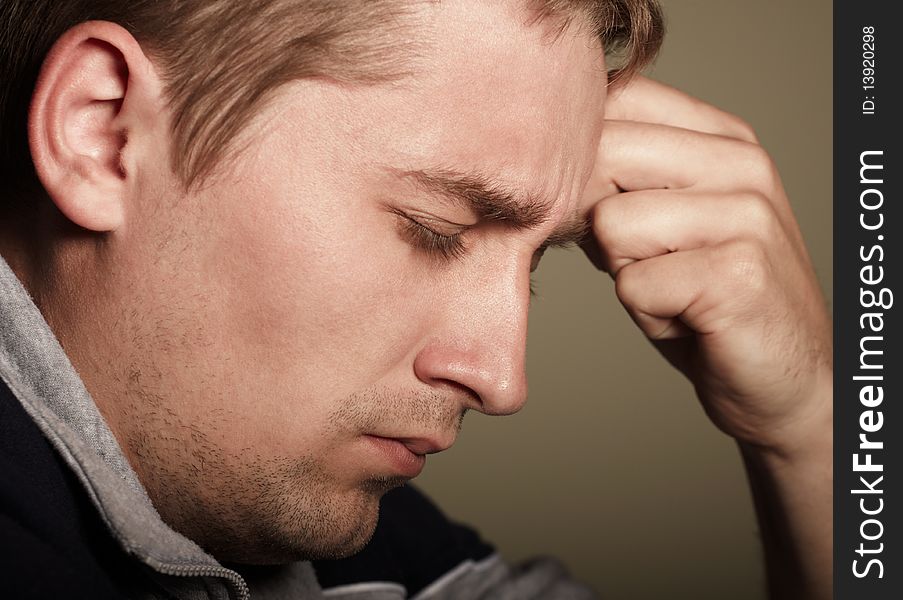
12;1;607;563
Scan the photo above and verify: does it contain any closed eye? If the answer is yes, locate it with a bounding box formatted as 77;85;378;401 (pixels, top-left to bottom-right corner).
393;208;540;297
393;210;467;261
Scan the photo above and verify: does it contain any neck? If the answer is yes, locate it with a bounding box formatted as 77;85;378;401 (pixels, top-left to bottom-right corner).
1;197;109;370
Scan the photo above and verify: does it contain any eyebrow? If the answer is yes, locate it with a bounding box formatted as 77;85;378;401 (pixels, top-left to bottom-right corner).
389;167;590;250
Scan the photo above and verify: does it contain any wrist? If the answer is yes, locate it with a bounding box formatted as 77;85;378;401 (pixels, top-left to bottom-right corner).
743;368;833;467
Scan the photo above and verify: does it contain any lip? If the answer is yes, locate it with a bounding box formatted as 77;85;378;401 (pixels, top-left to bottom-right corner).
364;435;427;478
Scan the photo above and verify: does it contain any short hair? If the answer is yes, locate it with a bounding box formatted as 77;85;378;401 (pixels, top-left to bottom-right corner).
0;0;663;194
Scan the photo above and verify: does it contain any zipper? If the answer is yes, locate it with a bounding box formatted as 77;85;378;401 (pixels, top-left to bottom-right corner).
149;560;251;600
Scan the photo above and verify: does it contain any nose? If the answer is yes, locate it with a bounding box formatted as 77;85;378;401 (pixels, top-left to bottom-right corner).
412;261;530;416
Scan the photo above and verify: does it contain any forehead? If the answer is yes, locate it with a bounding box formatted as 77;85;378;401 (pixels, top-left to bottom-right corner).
405;1;607;208
413;1;607;176
258;0;608;219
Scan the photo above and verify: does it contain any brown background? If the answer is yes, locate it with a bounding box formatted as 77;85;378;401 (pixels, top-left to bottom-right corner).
416;1;832;598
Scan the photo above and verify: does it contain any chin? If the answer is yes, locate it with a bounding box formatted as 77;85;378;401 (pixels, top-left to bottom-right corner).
209;478;400;565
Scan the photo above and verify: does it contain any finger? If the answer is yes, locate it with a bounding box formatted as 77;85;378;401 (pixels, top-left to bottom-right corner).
586;189;798;275
580;121;805;255
614;240;776;340
615;246;704;341
605;76;758;143
583;121;778;198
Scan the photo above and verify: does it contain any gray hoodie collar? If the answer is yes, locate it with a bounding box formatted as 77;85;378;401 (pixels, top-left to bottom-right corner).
0;254;252;599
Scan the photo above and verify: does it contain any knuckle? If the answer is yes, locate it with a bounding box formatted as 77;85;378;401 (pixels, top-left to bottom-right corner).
738;192;778;235
742;143;780;191
614;262;643;307
719;240;770;294
727;115;759;143
590;196;626;249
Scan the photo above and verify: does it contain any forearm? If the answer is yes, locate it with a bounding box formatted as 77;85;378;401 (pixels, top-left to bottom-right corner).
740;379;833;600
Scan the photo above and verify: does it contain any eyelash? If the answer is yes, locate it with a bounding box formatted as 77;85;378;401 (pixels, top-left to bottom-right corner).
394;210;539;297
396;212;467;261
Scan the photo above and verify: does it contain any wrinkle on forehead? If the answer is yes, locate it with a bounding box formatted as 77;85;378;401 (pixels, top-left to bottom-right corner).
243;0;609;229
405;4;605;186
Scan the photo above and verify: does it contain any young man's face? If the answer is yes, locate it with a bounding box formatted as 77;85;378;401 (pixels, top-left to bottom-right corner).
97;1;607;562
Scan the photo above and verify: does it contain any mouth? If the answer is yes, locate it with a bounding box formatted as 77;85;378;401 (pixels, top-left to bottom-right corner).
364;435;428;478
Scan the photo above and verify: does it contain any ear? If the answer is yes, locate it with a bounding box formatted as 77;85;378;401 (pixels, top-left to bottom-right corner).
28;21;163;232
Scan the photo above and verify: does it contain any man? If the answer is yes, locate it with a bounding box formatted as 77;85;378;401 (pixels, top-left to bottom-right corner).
0;0;832;599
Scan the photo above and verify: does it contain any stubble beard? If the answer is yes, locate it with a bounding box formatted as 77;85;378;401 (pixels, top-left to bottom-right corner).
119;383;461;564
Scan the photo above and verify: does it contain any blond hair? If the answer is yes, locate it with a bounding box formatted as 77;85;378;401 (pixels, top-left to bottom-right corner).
0;0;663;193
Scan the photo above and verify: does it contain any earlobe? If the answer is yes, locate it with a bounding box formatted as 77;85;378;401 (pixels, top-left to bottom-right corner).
28;21;158;232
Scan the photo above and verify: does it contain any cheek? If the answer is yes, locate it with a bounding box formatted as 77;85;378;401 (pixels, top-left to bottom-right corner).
201;162;428;402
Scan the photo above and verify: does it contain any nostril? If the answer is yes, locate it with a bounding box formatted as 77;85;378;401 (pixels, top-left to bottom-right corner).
437;378;483;412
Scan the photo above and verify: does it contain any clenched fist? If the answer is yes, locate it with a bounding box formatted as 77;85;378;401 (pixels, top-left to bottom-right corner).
581;76;831;455
580;76;833;600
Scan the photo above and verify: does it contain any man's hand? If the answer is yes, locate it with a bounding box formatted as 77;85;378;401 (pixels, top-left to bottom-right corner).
579;77;832;599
